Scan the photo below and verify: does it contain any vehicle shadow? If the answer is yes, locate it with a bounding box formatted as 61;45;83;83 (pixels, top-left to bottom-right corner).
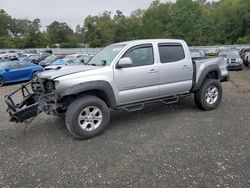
1;80;29;87
13;96;199;141
108;96;198;129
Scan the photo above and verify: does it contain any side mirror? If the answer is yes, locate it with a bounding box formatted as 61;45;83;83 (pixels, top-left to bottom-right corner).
117;57;132;69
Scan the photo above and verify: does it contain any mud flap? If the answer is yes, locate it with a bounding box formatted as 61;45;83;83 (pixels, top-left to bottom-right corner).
4;82;41;123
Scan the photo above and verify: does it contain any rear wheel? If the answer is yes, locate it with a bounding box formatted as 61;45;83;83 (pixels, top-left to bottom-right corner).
0;76;4;87
65;96;110;139
194;79;223;111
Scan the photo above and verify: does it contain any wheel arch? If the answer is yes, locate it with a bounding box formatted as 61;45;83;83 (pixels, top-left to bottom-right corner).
61;81;117;109
192;65;222;92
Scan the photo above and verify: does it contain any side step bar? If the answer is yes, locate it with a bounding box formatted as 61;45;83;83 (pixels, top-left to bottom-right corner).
123;104;144;112
121;93;190;112
161;97;179;105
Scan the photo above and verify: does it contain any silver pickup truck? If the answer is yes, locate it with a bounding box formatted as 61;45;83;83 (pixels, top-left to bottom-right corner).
4;39;229;139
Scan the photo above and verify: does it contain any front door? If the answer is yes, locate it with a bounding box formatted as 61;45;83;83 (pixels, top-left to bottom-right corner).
114;44;159;105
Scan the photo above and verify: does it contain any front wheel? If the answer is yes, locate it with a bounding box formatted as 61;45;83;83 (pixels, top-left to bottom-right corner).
65;96;110;139
194;79;223;111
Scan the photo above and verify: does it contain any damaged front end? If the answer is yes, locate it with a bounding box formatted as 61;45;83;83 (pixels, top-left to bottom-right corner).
4;79;60;123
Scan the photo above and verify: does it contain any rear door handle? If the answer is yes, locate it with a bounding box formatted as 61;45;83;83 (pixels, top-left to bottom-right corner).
182;65;189;69
149;69;158;73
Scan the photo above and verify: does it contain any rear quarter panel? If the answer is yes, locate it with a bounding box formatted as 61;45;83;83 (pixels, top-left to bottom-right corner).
195;56;228;83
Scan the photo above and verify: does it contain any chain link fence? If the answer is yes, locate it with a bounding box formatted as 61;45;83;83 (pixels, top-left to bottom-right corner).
1;44;250;55
0;48;103;55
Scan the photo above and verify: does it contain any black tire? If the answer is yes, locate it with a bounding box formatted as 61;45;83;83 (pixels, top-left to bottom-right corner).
65;96;110;139
0;76;4;87
246;57;249;66
194;79;223;111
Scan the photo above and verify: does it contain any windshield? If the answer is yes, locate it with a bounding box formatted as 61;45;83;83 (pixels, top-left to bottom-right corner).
87;44;126;66
44;55;57;61
227;51;240;58
0;62;8;69
207;48;217;53
52;59;66;65
64;55;76;60
220;51;240;58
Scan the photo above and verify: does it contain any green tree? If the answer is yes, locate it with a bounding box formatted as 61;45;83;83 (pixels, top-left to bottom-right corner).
113;10;128;42
47;21;74;45
83;11;114;47
141;2;173;39
126;9;144;40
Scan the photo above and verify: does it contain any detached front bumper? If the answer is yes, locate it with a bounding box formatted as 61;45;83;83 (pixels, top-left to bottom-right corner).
4;82;40;122
4;79;60;123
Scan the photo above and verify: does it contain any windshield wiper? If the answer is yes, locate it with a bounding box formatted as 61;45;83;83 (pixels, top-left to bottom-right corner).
101;60;107;66
88;63;97;66
87;60;107;66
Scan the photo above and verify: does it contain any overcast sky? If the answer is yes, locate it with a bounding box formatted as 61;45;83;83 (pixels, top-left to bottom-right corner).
0;0;174;30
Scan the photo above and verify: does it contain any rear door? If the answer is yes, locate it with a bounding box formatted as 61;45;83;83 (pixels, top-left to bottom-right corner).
114;44;159;105
18;62;33;80
157;43;193;96
4;62;22;82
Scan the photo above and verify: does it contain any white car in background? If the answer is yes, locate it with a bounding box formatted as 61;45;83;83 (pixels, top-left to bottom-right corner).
44;54;89;70
244;51;250;66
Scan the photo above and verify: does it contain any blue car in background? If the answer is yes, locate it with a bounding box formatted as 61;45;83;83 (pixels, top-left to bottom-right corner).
0;61;43;86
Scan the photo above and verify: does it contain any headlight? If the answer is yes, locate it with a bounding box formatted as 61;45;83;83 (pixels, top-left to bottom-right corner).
236;58;242;63
54;80;59;89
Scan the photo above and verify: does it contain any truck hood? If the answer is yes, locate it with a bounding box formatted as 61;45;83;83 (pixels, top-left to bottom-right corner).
38;65;100;80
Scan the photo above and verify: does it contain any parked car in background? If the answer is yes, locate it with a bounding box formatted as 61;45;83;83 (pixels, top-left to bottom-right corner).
240;48;250;65
19;53;50;64
38;53;51;62
63;54;89;63
22;55;42;64
205;48;219;56
244;51;250;66
44;54;89;70
190;49;205;59
39;54;65;67
41;49;53;54
218;50;243;70
0;61;43;86
0;53;18;60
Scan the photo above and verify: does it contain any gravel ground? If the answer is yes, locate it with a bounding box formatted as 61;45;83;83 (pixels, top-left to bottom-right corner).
0;67;250;187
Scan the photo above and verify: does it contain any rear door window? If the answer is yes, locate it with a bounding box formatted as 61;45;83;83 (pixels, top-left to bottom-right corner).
158;43;185;63
8;62;20;70
19;62;32;68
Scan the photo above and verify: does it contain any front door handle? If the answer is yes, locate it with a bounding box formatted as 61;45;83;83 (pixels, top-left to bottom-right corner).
149;69;158;73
